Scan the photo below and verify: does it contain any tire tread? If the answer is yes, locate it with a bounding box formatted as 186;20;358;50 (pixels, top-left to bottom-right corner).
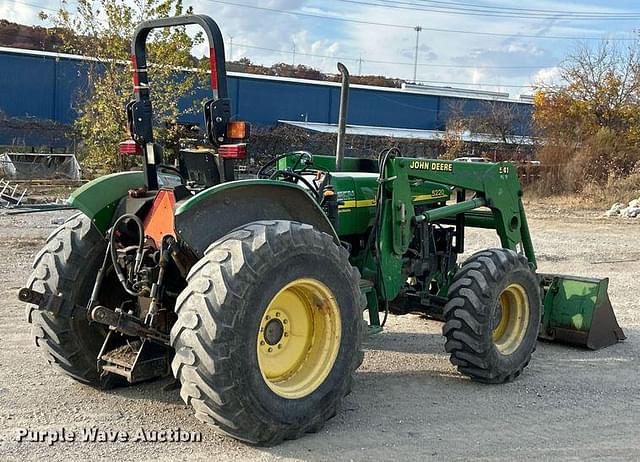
443;248;539;384
26;213;105;384
170;220;364;445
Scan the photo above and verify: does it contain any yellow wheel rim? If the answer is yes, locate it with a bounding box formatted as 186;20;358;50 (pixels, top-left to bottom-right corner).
492;283;530;355
257;278;341;399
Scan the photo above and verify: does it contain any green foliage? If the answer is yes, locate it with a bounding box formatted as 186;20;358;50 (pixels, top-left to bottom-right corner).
41;0;205;173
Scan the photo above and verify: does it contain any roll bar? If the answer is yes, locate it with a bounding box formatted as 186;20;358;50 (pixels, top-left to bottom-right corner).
127;14;229;190
131;14;228;99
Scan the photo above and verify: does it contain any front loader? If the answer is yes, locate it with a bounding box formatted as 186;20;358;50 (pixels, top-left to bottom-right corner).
19;14;625;446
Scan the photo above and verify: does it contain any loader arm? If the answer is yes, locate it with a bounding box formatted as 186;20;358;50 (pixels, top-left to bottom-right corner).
363;155;623;350
392;158;534;263
373;157;535;301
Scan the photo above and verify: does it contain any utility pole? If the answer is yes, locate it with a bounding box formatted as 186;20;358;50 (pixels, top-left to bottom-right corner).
413;26;422;82
228;35;233;60
292;42;296;66
358;56;363;75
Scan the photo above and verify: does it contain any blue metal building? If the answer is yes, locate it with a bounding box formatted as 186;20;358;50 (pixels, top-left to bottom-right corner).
0;46;532;147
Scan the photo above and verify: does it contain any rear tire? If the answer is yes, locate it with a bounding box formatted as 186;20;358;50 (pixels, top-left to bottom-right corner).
443;248;541;384
25;213;109;385
170;220;364;445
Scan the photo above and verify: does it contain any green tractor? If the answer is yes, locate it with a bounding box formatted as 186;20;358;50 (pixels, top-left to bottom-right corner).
19;15;625;445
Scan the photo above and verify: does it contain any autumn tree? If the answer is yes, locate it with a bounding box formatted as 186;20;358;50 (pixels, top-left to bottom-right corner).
441;117;467;160
534;40;640;193
40;0;205;172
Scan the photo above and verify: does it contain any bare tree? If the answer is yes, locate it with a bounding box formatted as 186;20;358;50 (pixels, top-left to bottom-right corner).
474;101;525;146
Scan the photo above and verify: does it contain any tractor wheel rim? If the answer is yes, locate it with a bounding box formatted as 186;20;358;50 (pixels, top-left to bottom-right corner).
257;278;341;399
492;283;530;355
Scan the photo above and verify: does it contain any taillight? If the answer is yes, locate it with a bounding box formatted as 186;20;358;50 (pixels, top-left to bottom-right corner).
219;143;247;159
119;140;142;156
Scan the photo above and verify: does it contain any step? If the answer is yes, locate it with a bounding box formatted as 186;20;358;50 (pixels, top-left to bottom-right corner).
101;342;139;370
99;339;169;383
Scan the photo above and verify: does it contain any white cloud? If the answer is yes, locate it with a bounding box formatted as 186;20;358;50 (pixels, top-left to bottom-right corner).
533;66;562;86
8;0;638;95
1;1;47;24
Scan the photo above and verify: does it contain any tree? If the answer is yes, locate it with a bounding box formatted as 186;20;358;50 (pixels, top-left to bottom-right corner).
474;101;526;146
441;117;467;160
439;99;531;161
40;0;205;172
534;40;640;192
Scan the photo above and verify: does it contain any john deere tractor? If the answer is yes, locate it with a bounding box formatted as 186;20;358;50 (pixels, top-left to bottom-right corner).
19;15;625;445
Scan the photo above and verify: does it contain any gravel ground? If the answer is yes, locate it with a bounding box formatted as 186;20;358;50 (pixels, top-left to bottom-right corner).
0;207;639;461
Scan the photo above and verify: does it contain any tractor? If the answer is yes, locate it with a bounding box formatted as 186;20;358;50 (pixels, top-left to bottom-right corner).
19;15;625;446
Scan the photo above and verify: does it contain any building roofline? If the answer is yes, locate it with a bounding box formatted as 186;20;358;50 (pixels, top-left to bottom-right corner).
0;46;533;105
278;120;535;145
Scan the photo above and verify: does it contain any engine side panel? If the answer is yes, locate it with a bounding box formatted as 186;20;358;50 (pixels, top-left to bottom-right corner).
330;172;451;236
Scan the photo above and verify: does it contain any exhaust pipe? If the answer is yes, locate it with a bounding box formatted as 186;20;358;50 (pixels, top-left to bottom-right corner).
335;62;350;172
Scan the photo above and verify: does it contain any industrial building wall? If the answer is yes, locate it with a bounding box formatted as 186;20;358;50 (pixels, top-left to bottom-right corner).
0;48;532;147
0;50;88;125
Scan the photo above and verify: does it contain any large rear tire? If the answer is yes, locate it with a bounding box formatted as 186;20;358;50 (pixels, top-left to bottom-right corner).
171;220;364;445
443;248;541;384
25;213;109;385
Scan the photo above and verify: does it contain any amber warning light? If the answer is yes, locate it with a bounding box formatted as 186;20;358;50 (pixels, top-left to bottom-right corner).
227;121;250;140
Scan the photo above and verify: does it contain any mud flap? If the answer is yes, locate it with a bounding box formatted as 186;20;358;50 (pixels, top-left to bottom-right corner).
539;274;626;350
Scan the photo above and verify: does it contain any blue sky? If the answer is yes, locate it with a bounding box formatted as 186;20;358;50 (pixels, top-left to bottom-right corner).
2;0;640;96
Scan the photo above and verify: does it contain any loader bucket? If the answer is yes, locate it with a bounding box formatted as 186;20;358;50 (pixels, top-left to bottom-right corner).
539;274;626;350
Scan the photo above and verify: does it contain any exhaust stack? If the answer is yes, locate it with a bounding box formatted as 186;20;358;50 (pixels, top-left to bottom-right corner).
335;62;350;172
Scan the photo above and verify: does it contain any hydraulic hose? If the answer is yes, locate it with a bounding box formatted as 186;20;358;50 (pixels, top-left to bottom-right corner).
109;213;146;297
367;147;399;328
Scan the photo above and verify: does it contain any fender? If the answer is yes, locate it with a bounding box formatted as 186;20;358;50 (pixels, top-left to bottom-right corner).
68;171;145;233
174;179;338;257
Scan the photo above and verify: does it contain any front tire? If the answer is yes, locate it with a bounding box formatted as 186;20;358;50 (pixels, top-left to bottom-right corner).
443;248;541;384
171;220;364;445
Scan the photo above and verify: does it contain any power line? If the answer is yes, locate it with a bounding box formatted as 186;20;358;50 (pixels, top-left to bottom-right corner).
16;0;640;42
6;3;538;94
356;0;640;20
233;42;555;69
11;0;558;70
210;0;638;40
391;0;640;17
225;43;538;88
10;0;64;13
229;50;538;88
212;0;411;29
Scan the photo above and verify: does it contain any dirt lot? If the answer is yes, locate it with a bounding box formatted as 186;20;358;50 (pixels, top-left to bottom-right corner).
1;206;639;461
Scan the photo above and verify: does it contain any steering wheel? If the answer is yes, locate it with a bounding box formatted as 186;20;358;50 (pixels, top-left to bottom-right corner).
257;151;313;179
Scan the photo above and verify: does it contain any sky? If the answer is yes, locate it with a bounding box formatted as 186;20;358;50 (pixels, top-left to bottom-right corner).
2;0;640;97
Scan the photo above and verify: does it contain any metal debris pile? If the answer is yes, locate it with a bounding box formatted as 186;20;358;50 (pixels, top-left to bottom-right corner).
606;198;640;218
0;178;27;207
0;178;73;214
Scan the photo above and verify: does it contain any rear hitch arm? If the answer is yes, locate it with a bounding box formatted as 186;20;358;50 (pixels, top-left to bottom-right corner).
90;305;169;345
18;288;64;316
